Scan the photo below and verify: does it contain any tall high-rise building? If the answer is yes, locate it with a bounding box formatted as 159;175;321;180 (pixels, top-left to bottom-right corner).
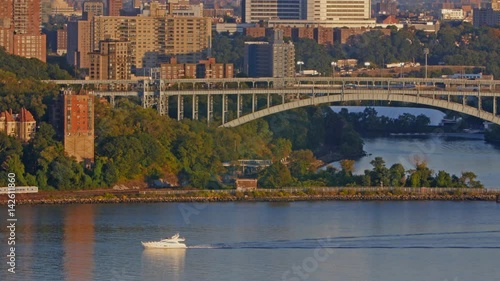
89;39;131;81
0;0;46;62
68;1;211;71
66;18;92;68
83;0;105;17
242;0;375;28
52;89;95;164
244;30;295;78
56;25;68;55
305;0;373;27
91;14;211;69
242;0;304;23
107;0;122;16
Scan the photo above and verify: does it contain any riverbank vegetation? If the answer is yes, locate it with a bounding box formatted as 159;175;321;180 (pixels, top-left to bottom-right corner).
258;156;483;189
337;107;432;135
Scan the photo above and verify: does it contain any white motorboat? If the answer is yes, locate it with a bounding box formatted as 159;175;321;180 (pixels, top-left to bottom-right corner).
141;233;187;249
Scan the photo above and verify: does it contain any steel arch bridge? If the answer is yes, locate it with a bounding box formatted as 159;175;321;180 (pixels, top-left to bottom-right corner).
45;77;500;127
221;89;500;127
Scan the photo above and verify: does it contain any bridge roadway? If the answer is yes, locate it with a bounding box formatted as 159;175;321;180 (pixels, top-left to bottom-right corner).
44;77;500;127
44;76;500;86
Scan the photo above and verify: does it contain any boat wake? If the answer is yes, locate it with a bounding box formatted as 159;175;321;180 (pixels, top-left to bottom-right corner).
188;230;500;250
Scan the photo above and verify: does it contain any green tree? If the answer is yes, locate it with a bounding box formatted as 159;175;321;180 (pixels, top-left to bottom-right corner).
288;150;319;179
459;171;483;188
271;138;292;162
340;159;356;175
370;157;390;186
389;163;406;187
434;170;452;187
258;162;294;188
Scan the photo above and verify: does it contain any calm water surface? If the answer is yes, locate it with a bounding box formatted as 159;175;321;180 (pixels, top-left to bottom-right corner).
350;137;500;189
1;202;500;281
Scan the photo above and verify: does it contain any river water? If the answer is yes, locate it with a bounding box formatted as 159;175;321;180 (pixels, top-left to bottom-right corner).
329;106;500;189
1;202;499;281
350;137;500;189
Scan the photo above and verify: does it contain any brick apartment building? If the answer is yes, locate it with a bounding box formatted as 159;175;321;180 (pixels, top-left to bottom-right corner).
52;90;94;164
0;0;46;62
89;40;131;81
160;57;233;79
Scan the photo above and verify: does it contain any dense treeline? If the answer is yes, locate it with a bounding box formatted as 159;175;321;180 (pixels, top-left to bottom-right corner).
258;156;483;188
265;106;364;158
0;76;364;189
0;47;71;80
213;23;500;78
338;107;432;134
0;43;366;190
0;70;61;120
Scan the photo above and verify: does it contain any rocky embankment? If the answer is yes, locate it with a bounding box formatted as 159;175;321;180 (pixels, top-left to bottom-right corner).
2;190;499;205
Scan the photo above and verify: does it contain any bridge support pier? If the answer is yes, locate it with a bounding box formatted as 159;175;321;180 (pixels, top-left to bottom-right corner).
158;92;169;116
207;94;213;124
494;97;497;116
237;94;242;118
177;95;184;120
142;91;154;109
192;95;199;120
222;94;228;124
252;93;256;113
267;93;271;108
109;95;115;107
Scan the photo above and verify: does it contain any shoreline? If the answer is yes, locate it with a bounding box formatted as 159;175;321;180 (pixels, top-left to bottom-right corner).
2;189;499;205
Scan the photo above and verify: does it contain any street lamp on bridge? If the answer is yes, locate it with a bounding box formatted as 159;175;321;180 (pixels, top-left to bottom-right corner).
297;61;304;75
424;48;429;79
331;61;337;79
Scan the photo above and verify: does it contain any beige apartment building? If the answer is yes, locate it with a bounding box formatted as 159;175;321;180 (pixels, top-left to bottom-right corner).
91;15;212;69
67;1;212;72
82;0;104;17
67;18;92;68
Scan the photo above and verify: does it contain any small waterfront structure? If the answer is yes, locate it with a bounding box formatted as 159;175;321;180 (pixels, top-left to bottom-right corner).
235;179;258;191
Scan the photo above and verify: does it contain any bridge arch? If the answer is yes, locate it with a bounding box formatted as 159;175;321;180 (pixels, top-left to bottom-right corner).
222;92;500;127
